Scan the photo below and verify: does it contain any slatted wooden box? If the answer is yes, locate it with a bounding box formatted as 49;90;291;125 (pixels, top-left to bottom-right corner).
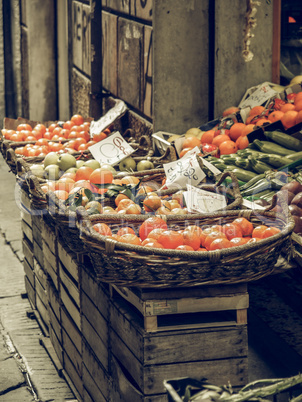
109;284;249;399
80;257;110;374
42;222;59;291
47;279;63;365
22;235;35;309
34;259;49;334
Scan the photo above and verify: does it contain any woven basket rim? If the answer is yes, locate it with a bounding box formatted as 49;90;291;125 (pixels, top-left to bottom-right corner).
77;205;294;261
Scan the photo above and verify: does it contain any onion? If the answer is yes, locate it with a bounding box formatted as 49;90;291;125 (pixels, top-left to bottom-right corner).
292;215;302;234
276;190;296;205
291;192;302;208
289;204;302;217
281;181;302;195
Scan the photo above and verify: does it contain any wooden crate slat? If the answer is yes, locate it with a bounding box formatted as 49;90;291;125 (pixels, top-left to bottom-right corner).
62;328;82;378
59;262;80;308
61;306;82;354
60;283;81;331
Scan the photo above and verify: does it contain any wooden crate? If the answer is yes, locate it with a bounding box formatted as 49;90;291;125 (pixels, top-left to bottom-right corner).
47;280;61;342
82;340;110;402
24;274;36;310
21;218;33;244
109;289;248;396
34;260;49;332
80;260;110;373
22;235;34;269
110;283;249;332
42;223;59;290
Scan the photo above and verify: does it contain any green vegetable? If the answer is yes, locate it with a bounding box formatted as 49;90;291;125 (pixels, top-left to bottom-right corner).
239;173;266;191
264;130;302;152
285;151;302;161
253;139;294;156
225;167;257;182
249;157;274;174
257;154;293;168
240;177;272;197
234;157;254;170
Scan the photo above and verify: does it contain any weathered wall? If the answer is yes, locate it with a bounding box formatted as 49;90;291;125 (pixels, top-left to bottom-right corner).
26;0;57;121
214;0;274;117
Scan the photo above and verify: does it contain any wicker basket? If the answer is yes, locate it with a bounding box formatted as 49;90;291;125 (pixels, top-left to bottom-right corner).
41;169;241;255
75;192;294;288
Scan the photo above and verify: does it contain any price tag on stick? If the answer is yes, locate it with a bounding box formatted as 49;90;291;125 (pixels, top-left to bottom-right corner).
163;147;206;189
88;131;135;166
184;184;227;213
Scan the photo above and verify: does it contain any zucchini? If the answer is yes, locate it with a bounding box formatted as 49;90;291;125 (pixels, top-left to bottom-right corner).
225;166;257;182
249;157;274;174
257;154;293;168
264;130;302;152
285;151;302;161
253;139;294;156
235;158;254;170
239;173;266;191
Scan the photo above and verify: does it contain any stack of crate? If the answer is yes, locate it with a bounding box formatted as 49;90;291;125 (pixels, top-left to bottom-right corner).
108;284;249;400
80;255;111;402
57;235;83;399
20;188;35;309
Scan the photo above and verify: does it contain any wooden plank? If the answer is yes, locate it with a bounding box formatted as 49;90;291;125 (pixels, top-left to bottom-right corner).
32;215;44;247
63;353;84;400
117;18;144;110
72;1;83;70
111;355;167;402
110;295;248;365
34;259;48;290
82;340;110;401
272;0;281;84
82;4;91;76
23;258;35;289
44;258;59;291
60;284;81;331
57;241;79;283
237;309;248;325
33;240;44;269
42;222;57;255
49;322;63;366
143;25;153;118
21;189;32;213
130;0;152;21
22;236;34;268
24;274;36;309
59;262;80;308
81;291;108;345
81;264;110;320
82;316;109;372
107;0;130;14
35;276;48;309
47;280;61;324
36;293;50;331
111;329;248;394
21;219;33;243
82;364;108;402
61;306;82;354
48;303;62;344
62;328;82;378
102;11;118;95
112;284;249;320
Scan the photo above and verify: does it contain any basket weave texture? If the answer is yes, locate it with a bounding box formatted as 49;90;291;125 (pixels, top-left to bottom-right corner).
76;194;295;288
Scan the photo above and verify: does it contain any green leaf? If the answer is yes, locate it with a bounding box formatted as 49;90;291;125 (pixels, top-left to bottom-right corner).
84;188;94;201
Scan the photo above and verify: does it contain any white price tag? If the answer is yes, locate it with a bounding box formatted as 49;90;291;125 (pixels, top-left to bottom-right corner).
239;83;278;109
242;199;266;210
163;147;205;188
184;184;227;213
90;100;128;137
201;157;222;176
88;131;135;166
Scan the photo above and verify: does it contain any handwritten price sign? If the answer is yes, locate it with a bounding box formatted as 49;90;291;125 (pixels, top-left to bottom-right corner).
163;147;205;188
88;131;135;166
184;184;227;213
240;82;278;109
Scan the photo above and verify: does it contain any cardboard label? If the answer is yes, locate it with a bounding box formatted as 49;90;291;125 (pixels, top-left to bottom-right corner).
163;147;205;188
88;131;135;166
184;184;227;213
242;199;266;210
90;100;127;137
240;83;278;109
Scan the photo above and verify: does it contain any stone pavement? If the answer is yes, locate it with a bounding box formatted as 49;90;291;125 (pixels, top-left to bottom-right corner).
0;154;76;401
